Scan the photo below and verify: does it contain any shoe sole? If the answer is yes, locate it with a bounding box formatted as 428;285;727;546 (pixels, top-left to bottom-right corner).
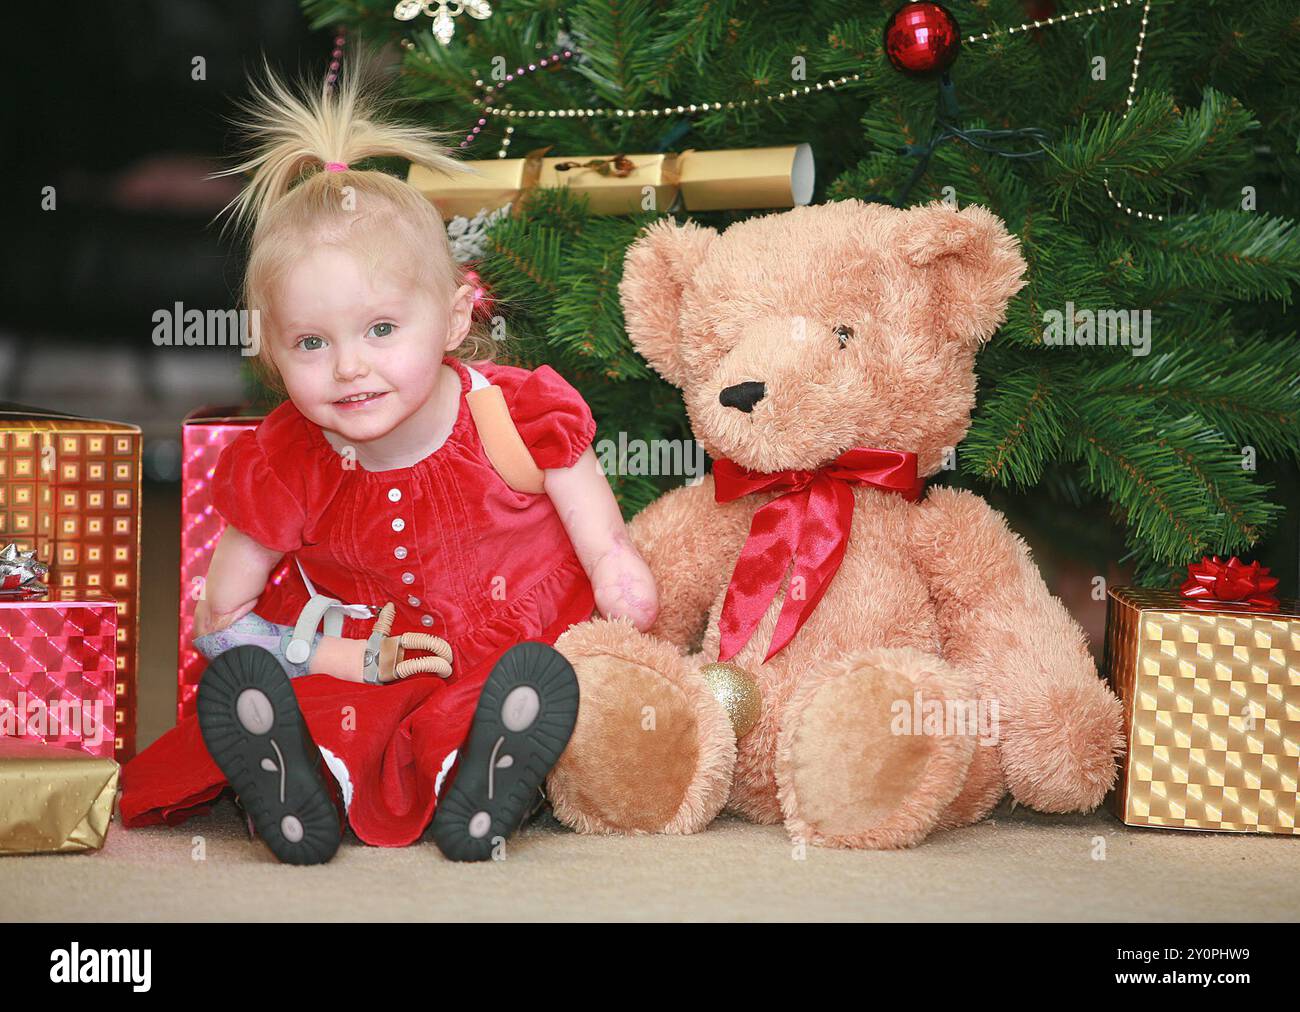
431;642;579;862
196;645;341;866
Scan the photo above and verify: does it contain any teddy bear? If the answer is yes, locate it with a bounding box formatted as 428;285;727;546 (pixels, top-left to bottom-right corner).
544;198;1125;849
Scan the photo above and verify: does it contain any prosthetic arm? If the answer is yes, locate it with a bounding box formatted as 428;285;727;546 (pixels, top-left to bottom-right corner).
195;528;451;684
194;598;452;684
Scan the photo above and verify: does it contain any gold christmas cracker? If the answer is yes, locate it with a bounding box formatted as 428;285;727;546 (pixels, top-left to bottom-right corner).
408;144;815;217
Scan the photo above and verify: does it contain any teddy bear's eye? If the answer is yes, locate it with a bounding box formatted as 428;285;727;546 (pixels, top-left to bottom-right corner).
834;324;855;348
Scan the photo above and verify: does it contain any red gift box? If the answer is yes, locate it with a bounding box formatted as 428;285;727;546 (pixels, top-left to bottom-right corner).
0;587;118;759
177;406;294;721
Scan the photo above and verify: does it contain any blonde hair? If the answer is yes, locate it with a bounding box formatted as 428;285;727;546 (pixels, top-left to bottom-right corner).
216;59;496;396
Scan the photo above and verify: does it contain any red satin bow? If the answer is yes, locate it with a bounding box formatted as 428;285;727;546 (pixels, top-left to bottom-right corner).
713;447;923;662
1179;555;1279;611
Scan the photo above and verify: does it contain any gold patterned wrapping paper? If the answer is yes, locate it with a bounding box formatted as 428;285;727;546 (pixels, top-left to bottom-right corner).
1104;586;1300;834
408;144;814;217
0;737;119;854
0;405;142;761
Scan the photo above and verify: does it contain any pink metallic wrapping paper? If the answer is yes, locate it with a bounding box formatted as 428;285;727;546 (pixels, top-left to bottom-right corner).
177;407;292;720
0;588;118;759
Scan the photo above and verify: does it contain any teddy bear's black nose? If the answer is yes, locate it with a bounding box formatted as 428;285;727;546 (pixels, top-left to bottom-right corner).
719;381;766;413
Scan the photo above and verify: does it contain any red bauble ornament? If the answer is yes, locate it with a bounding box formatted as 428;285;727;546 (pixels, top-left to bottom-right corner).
883;2;962;78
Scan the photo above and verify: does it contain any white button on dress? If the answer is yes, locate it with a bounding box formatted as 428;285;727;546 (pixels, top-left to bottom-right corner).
391;518;406;533
387;488;402;502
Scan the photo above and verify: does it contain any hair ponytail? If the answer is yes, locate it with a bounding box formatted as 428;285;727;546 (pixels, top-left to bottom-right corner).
215;57;467;234
219;57;498;393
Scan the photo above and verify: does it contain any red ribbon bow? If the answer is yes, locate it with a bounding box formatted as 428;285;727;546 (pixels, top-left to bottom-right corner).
713;448;923;662
1179;555;1279;611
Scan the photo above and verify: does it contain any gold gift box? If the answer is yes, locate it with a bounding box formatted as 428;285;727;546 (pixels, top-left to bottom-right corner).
0;737;119;854
408;144;814;217
1104;586;1300;835
0;404;142;761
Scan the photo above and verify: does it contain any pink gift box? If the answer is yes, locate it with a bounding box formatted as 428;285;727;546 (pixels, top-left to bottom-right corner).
0;587;118;759
177;406;293;721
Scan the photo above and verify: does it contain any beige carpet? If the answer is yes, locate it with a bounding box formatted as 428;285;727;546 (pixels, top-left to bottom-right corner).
3;485;1298;922
5;799;1298;921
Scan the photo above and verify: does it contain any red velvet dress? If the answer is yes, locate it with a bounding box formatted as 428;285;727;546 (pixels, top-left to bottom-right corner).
120;358;598;846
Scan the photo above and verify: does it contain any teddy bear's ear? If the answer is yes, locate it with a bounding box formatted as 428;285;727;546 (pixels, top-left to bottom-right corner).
619;216;718;388
897;202;1028;348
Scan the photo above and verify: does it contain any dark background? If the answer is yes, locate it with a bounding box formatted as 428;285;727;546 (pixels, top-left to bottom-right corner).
3;0;332;464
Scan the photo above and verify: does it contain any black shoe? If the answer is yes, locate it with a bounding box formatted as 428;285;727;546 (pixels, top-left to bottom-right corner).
431;642;579;862
196;645;342;866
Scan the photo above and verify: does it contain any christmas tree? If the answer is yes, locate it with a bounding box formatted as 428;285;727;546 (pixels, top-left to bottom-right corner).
299;0;1300;587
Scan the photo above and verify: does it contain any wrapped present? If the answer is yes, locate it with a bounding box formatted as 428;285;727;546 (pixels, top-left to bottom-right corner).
0;586;118;758
408;144;815;218
0;736;118;854
0;405;140;760
177;406;294;720
1104;558;1300;835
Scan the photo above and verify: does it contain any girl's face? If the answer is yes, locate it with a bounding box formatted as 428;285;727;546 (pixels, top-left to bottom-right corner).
267;246;473;445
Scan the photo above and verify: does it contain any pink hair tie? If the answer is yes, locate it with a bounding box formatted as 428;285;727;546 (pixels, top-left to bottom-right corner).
324;161;349;173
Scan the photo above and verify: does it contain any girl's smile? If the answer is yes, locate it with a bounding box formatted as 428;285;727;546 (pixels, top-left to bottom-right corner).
333;390;390;409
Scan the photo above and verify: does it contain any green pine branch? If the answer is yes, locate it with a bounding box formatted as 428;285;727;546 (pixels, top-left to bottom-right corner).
1069;409;1281;568
1045;89;1256;218
1087;329;1300;460
1137;211;1300;303
565;0;664;108
962;363;1070;487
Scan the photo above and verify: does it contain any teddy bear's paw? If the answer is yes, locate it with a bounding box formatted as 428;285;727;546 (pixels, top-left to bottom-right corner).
934;739;1006;831
1000;674;1125;813
548;620;736;835
775;648;976;850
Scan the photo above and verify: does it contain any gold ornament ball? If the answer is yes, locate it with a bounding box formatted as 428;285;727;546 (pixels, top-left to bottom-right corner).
700;662;761;739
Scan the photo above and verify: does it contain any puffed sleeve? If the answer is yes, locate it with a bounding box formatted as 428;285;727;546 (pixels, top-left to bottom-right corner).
505;364;598;471
211;428;307;554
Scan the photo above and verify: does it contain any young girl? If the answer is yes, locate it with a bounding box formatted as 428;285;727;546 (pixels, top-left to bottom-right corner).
120;67;658;863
